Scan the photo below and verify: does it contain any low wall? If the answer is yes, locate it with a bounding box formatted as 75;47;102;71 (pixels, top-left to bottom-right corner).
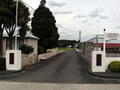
80;42;95;64
22;54;37;67
21;50;65;67
38;50;65;62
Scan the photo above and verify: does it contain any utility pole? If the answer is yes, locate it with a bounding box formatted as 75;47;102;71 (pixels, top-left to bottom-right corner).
79;31;81;50
15;0;18;50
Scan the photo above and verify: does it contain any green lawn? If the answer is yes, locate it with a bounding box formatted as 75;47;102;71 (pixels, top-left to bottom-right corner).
57;47;75;50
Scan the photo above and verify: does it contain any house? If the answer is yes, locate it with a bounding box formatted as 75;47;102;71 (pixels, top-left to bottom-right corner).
2;31;39;67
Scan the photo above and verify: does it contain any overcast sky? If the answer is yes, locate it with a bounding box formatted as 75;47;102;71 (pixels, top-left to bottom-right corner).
23;0;120;41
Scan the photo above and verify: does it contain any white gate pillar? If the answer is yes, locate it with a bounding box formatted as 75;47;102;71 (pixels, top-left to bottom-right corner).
6;50;21;71
91;51;106;72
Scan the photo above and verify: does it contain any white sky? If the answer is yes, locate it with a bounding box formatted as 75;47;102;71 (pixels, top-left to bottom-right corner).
23;0;120;41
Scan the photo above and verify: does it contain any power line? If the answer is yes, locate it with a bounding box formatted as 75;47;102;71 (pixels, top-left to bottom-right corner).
57;24;78;32
20;0;35;11
20;1;79;34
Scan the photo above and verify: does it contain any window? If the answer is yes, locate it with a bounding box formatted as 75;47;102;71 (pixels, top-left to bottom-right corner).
6;38;24;50
18;39;24;49
6;39;15;50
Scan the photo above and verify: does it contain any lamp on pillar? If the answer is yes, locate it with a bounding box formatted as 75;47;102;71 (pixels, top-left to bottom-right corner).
103;29;106;56
79;31;81;50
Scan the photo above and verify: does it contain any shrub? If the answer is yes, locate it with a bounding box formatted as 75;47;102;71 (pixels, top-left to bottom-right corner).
0;57;6;70
108;61;120;72
20;45;34;54
38;46;45;54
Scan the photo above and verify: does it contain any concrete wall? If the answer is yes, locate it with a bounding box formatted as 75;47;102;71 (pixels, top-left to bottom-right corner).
22;38;38;67
3;39;6;56
22;54;36;67
38;50;65;62
81;42;96;64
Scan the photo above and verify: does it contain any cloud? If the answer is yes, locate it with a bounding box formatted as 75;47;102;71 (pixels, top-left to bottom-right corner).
74;15;87;19
89;9;108;19
81;19;88;23
99;16;108;19
54;11;72;15
82;34;96;42
116;27;120;29
95;19;100;23
74;8;109;23
89;9;102;18
48;0;66;7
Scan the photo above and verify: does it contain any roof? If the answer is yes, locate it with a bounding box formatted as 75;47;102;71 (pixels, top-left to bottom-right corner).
97;43;120;48
86;34;120;43
3;31;39;40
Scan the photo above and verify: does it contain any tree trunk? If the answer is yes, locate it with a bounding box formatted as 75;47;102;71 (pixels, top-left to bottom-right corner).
9;36;13;50
0;24;3;56
0;32;3;56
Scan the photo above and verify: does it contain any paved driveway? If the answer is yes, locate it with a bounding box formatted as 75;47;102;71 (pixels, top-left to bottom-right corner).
2;50;120;83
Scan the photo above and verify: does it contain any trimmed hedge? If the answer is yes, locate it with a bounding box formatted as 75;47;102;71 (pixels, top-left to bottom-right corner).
108;61;120;72
0;57;6;70
20;45;34;54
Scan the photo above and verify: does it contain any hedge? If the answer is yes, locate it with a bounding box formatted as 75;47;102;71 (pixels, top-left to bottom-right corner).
108;61;120;72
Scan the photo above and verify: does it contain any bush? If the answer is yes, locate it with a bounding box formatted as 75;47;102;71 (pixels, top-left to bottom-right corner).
0;57;6;70
38;46;45;54
20;45;34;54
108;61;120;72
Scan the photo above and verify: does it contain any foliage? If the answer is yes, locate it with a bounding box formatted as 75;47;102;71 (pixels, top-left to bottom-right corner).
38;46;45;54
31;0;59;51
0;0;15;55
40;0;46;7
108;61;120;72
57;40;77;47
3;0;30;49
57;47;75;50
0;57;6;70
20;45;34;54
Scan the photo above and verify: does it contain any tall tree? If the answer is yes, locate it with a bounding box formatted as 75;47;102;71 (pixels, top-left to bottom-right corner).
4;1;30;49
32;0;59;51
0;0;14;55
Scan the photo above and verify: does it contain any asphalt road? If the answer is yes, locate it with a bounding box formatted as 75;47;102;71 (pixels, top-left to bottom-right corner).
2;50;120;83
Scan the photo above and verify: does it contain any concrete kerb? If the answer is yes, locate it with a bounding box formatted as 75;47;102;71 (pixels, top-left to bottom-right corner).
0;69;25;75
0;69;25;79
88;69;120;78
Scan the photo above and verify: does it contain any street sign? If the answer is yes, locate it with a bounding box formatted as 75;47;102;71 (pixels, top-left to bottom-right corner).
106;33;120;40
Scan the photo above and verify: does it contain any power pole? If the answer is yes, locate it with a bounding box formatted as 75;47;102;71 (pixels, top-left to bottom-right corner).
15;0;19;50
79;31;81;50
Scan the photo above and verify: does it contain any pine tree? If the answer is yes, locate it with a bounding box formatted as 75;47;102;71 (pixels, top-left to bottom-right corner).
32;0;59;52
